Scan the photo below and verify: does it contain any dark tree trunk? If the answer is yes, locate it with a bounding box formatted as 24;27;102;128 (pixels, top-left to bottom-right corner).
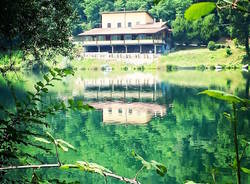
245;29;249;56
245;21;249;56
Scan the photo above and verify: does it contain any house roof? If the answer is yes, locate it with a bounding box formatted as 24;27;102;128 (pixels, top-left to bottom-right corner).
101;10;153;19
78;22;168;36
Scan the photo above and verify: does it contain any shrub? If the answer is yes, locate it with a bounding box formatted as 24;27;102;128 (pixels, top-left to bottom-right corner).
233;38;239;48
210;65;216;70
123;66;128;71
226;48;232;56
207;41;216;51
137;65;144;71
215;44;221;49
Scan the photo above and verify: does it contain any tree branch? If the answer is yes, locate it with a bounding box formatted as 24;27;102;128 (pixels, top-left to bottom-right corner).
0;164;141;184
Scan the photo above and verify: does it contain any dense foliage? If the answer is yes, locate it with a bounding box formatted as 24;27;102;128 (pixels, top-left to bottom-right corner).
0;0;76;62
185;0;249;55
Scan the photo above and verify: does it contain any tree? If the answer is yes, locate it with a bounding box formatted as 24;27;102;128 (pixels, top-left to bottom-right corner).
185;1;250;56
200;14;220;44
125;0;154;11
0;0;76;63
171;16;189;44
219;3;250;56
82;0;114;28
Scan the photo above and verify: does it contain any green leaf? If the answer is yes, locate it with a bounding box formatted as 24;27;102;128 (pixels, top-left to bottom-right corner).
241;167;250;174
37;81;44;87
34;85;40;92
63;68;74;75
223;112;231;122
34;137;51;144
41;88;48;93
43;75;50;83
185;2;216;21
241;139;250;145
232;159;237;170
49;70;56;77
76;100;83;109
198;90;243;104
56;139;76;151
54;68;61;73
151;160;167;177
27;91;35;97
33;97;41;102
83;104;94;111
68;99;74;107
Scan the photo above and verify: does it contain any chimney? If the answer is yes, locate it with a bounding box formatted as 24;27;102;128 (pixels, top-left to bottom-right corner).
160;19;162;23
154;18;156;23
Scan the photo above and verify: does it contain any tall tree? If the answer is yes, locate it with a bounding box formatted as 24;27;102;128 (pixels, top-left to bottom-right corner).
219;3;249;56
82;0;114;28
0;0;76;62
185;1;250;56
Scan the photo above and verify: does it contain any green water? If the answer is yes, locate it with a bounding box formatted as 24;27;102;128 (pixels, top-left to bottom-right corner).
1;70;250;184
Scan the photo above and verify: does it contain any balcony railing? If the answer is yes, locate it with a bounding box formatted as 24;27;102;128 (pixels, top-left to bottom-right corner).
82;39;165;46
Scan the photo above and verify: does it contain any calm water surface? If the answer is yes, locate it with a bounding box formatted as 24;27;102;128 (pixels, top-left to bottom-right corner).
1;70;250;183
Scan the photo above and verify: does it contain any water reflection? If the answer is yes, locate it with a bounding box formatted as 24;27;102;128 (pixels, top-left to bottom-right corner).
72;72;168;124
2;70;249;184
91;102;166;124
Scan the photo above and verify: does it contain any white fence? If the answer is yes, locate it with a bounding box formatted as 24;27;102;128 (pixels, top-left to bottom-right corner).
80;52;161;64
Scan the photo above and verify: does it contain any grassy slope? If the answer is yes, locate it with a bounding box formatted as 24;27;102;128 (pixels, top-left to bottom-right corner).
159;45;246;68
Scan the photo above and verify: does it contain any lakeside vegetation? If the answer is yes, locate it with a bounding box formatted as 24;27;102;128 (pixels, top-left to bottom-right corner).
1;41;248;72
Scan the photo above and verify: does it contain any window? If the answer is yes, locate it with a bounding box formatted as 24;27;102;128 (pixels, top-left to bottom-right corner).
128;22;132;27
124;35;132;40
108;108;112;114
118;108;122;114
97;35;105;41
111;35;122;40
107;23;111;28
117;22;121;28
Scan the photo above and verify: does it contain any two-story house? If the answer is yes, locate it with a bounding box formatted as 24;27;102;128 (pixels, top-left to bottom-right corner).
78;11;171;54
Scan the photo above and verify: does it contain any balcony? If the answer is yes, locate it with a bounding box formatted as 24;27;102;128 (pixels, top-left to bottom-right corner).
83;39;165;46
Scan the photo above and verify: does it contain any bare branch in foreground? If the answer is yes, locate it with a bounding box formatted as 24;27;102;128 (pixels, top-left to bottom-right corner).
0;164;141;184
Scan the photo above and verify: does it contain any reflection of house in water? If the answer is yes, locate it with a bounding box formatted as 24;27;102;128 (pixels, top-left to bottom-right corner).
74;73;164;102
90;102;166;125
56;73;170;125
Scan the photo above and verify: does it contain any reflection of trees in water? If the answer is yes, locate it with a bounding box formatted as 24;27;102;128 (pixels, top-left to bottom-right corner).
3;73;250;183
15;84;248;184
242;72;250;99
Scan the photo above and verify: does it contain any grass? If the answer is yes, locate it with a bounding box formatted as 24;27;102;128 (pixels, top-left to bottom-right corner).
159;45;247;68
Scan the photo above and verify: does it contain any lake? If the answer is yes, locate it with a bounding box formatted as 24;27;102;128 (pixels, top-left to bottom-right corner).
1;69;250;184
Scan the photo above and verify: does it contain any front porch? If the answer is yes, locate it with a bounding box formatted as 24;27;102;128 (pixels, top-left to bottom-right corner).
84;44;167;54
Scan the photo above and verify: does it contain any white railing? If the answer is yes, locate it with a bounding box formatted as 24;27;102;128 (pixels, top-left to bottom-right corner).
80;52;161;64
82;39;165;46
